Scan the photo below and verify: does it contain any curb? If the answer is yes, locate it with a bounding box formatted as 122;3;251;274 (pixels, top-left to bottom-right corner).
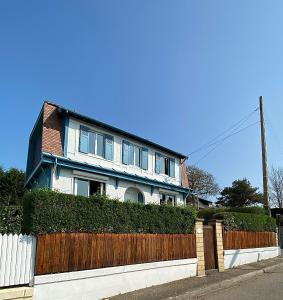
166;261;283;300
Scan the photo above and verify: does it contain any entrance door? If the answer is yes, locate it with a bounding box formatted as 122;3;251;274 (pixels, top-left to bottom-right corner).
203;225;218;270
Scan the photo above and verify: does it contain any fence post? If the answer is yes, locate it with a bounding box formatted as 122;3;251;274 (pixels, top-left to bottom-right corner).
195;218;205;277
208;220;224;272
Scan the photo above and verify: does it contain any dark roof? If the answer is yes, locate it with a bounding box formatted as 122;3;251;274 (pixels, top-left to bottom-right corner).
198;198;213;205
46;101;188;159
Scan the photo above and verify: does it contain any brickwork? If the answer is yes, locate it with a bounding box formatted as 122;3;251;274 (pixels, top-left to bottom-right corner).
195;219;205;277
181;159;189;188
209;220;224;272
42;102;64;156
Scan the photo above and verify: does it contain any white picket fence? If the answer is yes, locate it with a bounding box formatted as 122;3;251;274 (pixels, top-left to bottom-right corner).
0;234;36;287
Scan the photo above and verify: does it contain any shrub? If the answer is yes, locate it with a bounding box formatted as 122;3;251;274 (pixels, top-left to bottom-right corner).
198;206;267;220
214;212;276;232
23;189;197;235
0;206;23;234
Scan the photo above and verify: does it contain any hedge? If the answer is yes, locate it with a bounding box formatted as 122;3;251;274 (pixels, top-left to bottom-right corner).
214;212;277;232
0;206;23;234
198;207;267;221
23;189;197;235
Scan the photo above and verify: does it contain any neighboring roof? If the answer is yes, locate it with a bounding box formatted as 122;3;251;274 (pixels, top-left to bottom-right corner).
198;198;213;205
45;101;188;159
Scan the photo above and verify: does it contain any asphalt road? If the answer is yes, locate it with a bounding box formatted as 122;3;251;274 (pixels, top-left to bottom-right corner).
197;263;283;300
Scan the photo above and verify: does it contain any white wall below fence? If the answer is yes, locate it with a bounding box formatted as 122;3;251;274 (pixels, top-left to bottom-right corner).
34;258;197;300
0;234;36;287
224;246;280;269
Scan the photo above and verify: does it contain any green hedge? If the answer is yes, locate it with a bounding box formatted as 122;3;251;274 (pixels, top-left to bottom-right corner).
23;189;197;235
214;212;276;232
0;206;23;234
198;207;267;220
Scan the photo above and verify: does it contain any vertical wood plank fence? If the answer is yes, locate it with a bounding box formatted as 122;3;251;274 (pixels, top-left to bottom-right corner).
223;231;277;250
0;234;36;287
35;233;197;275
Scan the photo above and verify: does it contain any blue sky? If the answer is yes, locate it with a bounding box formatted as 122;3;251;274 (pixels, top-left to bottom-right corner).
1;0;283;192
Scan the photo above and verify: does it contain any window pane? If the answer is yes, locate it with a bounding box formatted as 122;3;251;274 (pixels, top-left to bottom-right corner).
122;141;129;164
164;157;169;175
96;134;104;157
79;126;89;153
135;147;140;167
160;194;166;205
141;148;148;170
89;131;96;154
76;178;89;197
155;153;161;173
169;159;175;177
129;143;134;165
167;195;175;206
105;136;114;160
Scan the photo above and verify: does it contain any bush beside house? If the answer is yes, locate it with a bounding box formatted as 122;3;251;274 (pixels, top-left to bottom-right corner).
23;189;197;235
0;205;23;234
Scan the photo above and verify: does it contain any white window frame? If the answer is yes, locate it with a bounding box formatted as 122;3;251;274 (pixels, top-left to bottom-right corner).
74;177;105;197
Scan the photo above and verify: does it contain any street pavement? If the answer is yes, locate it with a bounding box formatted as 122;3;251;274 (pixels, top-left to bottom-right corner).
110;257;283;300
196;263;283;300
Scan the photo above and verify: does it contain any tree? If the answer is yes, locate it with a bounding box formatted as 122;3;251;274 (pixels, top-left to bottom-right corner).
0;167;26;206
187;165;220;197
216;179;263;207
269;166;283;208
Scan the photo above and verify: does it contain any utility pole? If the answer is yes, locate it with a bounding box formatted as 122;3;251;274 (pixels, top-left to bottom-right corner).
259;96;270;212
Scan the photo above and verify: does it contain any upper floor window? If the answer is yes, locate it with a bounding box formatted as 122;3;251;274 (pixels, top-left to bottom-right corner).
79;125;114;160
155;153;175;177
122;141;148;170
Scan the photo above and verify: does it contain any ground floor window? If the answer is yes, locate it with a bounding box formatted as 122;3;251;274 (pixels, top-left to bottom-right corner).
160;194;177;206
75;178;105;197
124;187;144;204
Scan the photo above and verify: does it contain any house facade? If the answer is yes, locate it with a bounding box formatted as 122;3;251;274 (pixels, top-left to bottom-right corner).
25;101;190;205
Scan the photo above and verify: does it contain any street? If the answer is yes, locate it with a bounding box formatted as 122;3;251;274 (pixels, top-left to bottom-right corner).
197;264;283;300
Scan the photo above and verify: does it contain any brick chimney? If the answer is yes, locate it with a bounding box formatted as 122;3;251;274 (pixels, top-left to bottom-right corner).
42;102;64;156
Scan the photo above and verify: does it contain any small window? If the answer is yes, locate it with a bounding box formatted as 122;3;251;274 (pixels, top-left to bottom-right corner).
79;126;113;160
159;193;176;206
76;178;89;197
75;178;105;197
90;181;105;196
155;153;175;177
122;141;148;170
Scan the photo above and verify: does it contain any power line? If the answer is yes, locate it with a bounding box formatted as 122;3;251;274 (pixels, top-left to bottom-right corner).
192;121;260;165
188;108;259;156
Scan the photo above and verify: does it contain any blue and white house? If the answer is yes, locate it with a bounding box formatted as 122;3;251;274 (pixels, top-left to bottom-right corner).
25;101;190;205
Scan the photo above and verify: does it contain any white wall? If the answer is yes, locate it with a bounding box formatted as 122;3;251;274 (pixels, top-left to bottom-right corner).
224;246;280;269
51;167;184;205
0;234;36;287
67;117;182;186
33;258;197;300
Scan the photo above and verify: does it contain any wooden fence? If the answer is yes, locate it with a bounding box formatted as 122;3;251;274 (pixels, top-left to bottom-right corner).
35;233;196;275
223;231;277;250
0;234;36;287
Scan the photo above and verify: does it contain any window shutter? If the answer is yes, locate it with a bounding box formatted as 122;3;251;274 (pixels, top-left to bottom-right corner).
122;141;129;165
79;126;89;153
169;158;175;177
105;135;114;160
141;148;148;170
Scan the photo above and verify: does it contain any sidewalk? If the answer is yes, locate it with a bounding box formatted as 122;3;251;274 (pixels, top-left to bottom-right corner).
109;256;283;300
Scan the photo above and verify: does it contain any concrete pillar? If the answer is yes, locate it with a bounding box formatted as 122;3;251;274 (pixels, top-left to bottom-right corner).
195;218;206;277
208;220;225;272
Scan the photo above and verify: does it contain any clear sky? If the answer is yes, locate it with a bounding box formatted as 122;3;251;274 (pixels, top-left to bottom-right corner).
1;0;283;194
